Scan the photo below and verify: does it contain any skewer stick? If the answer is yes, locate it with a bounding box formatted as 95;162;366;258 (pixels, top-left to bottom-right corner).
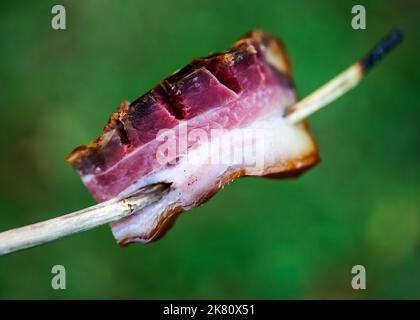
285;28;403;124
0;183;170;256
0;29;403;256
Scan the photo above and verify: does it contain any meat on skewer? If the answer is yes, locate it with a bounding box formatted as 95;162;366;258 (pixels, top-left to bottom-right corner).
0;29;403;255
66;30;319;245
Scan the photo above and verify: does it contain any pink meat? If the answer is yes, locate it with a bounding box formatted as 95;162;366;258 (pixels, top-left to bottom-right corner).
66;30;319;245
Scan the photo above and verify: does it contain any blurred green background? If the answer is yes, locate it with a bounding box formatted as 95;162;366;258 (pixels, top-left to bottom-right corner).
0;0;419;299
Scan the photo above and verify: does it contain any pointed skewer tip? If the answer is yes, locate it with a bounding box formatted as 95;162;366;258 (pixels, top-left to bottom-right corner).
361;28;403;73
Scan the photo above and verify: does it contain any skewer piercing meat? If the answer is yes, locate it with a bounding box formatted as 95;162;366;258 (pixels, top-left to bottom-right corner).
0;29;401;256
66;30;319;245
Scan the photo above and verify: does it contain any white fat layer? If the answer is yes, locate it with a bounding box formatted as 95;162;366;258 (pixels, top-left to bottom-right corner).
111;109;316;242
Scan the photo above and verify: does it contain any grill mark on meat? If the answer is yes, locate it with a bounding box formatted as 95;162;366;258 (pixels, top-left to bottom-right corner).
191;53;242;94
160;65;192;119
114;118;130;146
161;66;238;119
157;83;184;120
127;86;182;121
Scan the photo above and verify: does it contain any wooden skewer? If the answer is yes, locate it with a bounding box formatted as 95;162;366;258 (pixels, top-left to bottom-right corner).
0;29;403;256
0;183;171;256
285;28;403;124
